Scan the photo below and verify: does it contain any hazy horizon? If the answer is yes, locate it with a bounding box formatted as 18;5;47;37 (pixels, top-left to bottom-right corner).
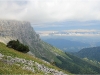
0;0;100;38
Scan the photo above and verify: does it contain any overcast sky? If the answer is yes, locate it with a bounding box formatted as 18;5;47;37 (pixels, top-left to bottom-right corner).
0;0;100;24
1;0;100;37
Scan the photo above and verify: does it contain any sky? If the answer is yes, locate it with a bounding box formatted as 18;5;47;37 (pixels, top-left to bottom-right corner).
0;0;100;33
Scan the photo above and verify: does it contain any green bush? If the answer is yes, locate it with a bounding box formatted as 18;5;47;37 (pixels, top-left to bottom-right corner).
7;40;29;53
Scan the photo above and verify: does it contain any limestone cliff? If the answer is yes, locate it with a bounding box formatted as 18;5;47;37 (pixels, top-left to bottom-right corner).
0;20;56;61
0;20;40;55
0;20;39;43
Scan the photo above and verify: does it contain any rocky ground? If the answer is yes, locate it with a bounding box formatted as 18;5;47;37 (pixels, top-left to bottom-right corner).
0;53;67;75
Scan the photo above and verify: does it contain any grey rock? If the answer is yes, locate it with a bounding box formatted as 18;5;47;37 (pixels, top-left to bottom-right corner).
35;62;67;75
22;65;34;72
0;53;4;59
0;53;67;75
0;20;40;56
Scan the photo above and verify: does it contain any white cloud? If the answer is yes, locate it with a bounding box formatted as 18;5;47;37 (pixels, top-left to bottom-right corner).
38;29;100;37
0;0;100;24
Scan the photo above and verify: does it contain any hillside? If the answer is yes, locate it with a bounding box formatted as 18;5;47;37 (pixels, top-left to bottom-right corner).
1;20;100;74
43;38;90;52
0;20;65;61
1;42;100;74
75;46;100;62
0;42;68;74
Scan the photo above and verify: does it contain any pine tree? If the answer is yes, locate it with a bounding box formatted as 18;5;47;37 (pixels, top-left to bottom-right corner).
7;40;30;53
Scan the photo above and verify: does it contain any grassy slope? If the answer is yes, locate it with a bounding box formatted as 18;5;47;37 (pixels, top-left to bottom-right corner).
0;42;69;74
61;53;100;74
1;41;100;74
39;41;71;63
41;42;100;74
76;47;100;62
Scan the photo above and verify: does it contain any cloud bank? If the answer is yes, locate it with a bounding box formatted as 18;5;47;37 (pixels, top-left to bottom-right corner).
37;29;100;37
0;0;100;24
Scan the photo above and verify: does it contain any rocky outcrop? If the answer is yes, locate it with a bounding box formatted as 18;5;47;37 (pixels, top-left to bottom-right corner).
0;20;40;44
0;53;67;75
0;20;41;56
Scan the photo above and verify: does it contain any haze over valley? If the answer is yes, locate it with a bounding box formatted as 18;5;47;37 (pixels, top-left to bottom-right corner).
33;25;100;52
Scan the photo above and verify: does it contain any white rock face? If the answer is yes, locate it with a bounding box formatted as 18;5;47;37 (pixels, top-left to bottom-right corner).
0;20;41;56
0;20;39;44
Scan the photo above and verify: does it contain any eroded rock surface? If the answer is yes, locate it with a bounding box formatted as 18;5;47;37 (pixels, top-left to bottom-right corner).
0;53;67;75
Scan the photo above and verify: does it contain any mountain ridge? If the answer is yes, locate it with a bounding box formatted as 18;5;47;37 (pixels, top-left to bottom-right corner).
75;46;100;62
43;38;90;52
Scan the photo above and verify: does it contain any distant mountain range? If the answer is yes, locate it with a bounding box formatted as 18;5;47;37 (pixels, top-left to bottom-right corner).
75;46;100;62
43;39;90;52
